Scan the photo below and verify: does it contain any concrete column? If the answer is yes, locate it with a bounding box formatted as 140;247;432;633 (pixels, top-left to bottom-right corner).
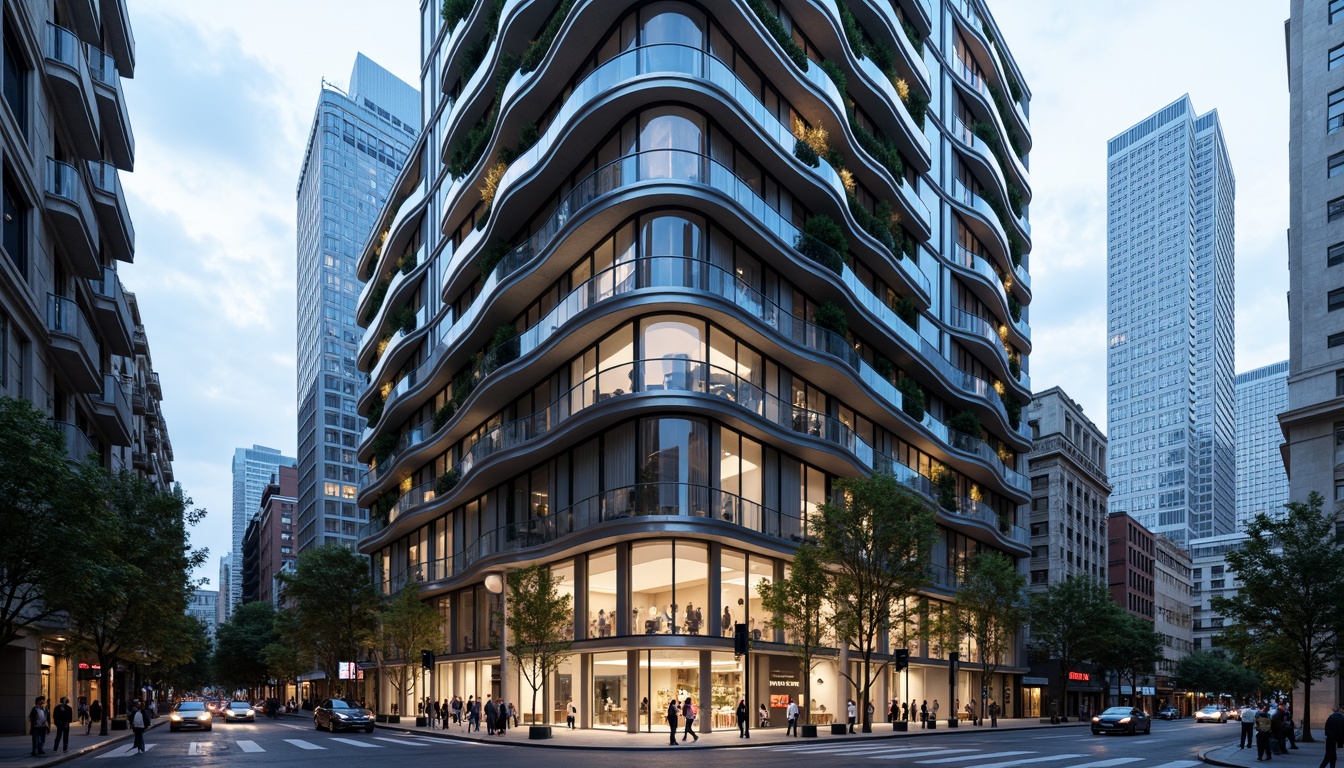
579;654;591;729
626;650;640;734
699;649;713;734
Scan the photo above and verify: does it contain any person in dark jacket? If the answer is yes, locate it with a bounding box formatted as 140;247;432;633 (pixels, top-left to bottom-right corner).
1271;706;1288;755
1256;705;1274;762
87;699;103;736
484;697;497;736
736;698;749;738
28;695;49;756
1322;703;1344;768
667;698;680;746
52;697;73;752
129;700;150;753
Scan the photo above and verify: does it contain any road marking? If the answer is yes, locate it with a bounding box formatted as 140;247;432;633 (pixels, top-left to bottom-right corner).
403;735;481;746
235;740;264;753
919;751;1035;764
871;749;985;760
188;742;202;756
284;739;325;750
975;755;1086;768
1147;762;1200;768
95;744;156;758
1062;759;1144;768
329;737;382;748
373;736;427;746
776;744;945;754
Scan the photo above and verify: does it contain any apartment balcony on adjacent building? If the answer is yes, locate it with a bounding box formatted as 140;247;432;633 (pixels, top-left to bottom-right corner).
89;266;133;355
43;158;100;279
132;323;146;354
46;293;101;392
90;372;132;446
97;0;134;77
130;380;145;414
53;420;96;463
87;161;135;259
131;449;149;472
42;23;100;160
147;371;161;399
86;51;135;171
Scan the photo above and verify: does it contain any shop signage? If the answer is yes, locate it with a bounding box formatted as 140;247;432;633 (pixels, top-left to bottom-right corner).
1022;677;1048;685
1141;687;1156;696
767;657;802;710
77;663;102;681
1067;671;1090;682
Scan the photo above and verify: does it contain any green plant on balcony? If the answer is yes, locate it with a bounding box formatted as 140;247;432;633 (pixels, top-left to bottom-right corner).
366;389;387;429
874;357;895;382
793;138;820;167
361;280;390;326
371;432;399;466
987;84;1025;159
847;194;897;252
837;1;868;59
370;490;398;526
390;304;417;335
797;215;847;274
902;231;918;260
432;400;458;432
747;0;808;69
999;391;1022;429
869;39;896;78
477;239;512;280
488;322;519;366
1007;181;1023;218
948;411;982;438
450;354;481;412
813;302;848;338
441;0;473;26
521;0;575;73
435;468;462;497
397;247;418;275
1008;353;1020;379
1008;229;1022;268
850;120;904;185
821;60;847;94
894;295;918;329
933;467;957;511
904;89;928;130
1007;294;1022;323
902;21;924;57
896;376;925;421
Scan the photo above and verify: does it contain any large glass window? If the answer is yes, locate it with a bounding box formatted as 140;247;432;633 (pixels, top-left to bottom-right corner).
748;556;773;639
720;549;747;636
639;111;704;179
1329;87;1344;133
639;6;703;71
638;417;709;514
552;560;575;640
631;541;674;634
592;652;628;729
587;548;617;638
2;174;25;278
641;318;705;392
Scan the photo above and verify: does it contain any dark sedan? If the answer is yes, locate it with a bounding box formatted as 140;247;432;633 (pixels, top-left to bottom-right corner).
313;698;375;733
169;700;213;732
1091;706;1151;735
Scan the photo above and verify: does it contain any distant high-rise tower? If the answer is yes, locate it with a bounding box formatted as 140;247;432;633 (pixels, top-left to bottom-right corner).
1236;361;1288;529
1106;95;1236;546
294;54;417;554
230;445;294;617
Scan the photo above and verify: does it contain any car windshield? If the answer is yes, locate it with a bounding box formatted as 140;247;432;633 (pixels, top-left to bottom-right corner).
329;700;360;710
177;702;205;711
231;702;250;709
1102;707;1134;716
1201;706;1221;712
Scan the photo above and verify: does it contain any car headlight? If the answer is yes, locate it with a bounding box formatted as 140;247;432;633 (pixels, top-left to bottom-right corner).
197;713;211;721
246;709;254;717
170;714;182;721
1118;717;1131;724
334;712;349;719
1091;716;1100;722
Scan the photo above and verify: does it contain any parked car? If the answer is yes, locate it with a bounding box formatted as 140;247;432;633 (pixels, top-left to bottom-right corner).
221;701;256;723
1156;705;1181;720
169;700;213;732
1091;706;1152;736
1194;705;1228;723
313;698;375;733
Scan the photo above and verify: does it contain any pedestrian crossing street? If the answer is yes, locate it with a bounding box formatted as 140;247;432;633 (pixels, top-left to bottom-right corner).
755;742;1203;768
91;733;483;758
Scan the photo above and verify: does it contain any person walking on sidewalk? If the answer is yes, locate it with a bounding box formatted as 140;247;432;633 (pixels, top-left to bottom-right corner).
667;698;680;746
933;699;940;726
1285;702;1299;750
988;698;1000;728
52;696;73;753
1242;703;1258;749
682;696;698;742
1321;703;1344;768
87;699;102;736
1255;705;1274;762
566;699;576;729
1272;704;1288;755
28;695;49;756
130;700;150;753
786;698;799;736
920;700;928;728
847;699;857;733
736;698;749;738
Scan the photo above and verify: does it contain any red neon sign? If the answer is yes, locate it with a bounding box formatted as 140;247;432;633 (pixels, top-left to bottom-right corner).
1068;671;1090;682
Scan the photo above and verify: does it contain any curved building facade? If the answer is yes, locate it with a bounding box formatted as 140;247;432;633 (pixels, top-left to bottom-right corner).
357;0;1033;730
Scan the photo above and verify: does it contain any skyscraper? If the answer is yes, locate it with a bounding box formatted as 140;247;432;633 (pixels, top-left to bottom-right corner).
1106;95;1236;546
1236;361;1288;529
1281;1;1344;509
295;54;417;554
229;444;294;617
355;0;1035;724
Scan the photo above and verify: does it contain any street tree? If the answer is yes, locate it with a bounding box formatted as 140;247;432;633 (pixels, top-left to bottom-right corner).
1110;613;1165;706
145;613;212;696
214;601;279;698
373;580;443;716
1211;492;1344;741
502;564;573;723
0;398;90;650
817;472;938;733
263;610;309;697
954;551;1027;720
758;543;832;725
1027;576;1123;719
1175;649;1249;705
277;544;382;698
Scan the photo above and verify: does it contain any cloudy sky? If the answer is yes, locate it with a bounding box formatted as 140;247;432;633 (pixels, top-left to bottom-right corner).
120;1;1290;586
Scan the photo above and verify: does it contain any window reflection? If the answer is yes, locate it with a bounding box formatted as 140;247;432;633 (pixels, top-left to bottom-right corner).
639;111;703;180
587;548;617;639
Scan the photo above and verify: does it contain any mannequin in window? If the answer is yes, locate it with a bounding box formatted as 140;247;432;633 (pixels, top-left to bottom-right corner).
598;609;609;638
685;603;702;635
722;606;732;636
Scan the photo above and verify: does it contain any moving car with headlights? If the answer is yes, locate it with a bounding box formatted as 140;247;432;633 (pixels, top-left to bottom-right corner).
313;698;375;733
1156;705;1181;720
1091;706;1151;735
221;701;256;723
169;700;213;732
1195;704;1228;723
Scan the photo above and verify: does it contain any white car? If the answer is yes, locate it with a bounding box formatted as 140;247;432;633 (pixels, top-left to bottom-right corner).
1194;705;1227;723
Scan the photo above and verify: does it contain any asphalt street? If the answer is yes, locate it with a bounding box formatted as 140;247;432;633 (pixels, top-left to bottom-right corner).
59;715;1252;767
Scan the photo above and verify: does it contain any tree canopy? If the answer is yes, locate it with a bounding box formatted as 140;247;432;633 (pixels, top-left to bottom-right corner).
374;579;443;713
277;544;382;697
1027;576;1122;714
214;600;279;697
503;564;573;720
758;543;831;725
954;551;1027;715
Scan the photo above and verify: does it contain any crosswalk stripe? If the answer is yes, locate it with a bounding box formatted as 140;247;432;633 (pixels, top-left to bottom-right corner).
373;736;427;746
1147;762;1200;768
188;742;202;756
776;744;937;754
95;744;156;759
329;736;382;748
1062;758;1145;768
403;735;480;746
872;749;984;760
283;739;326;750
920;751;1034;764
975;754;1086;768
236;740;265;753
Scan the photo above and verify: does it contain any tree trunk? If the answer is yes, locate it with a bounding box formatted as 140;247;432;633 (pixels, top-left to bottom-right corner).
803;675;812;726
1300;671;1314;742
98;653;112;735
861;656;872;733
531;683;538;725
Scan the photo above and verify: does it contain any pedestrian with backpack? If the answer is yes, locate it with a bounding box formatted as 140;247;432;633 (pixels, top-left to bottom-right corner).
682;696;698;742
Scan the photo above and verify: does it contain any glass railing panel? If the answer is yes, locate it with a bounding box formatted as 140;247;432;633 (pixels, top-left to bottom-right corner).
47;293;99;363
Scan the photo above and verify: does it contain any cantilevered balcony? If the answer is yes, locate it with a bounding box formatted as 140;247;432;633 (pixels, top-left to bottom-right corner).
42;23;100;160
89;266;133;355
130;381;145;415
86;49;135;171
53;420;96;463
44;158;100;279
91;372;131;446
148;371;161;399
87;161;134;260
97;0;134;77
46;293;100;392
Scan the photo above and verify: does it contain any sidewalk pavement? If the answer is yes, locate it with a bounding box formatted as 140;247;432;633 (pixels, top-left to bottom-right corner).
375;715;1089;750
1202;735;1326;768
0;720;164;767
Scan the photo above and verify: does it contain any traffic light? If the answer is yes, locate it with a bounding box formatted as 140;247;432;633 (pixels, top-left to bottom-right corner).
894;648;909;672
421;649;434;670
734;623;749;656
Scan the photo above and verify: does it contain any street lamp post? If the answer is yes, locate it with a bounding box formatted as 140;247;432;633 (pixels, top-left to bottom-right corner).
484;573;507;713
